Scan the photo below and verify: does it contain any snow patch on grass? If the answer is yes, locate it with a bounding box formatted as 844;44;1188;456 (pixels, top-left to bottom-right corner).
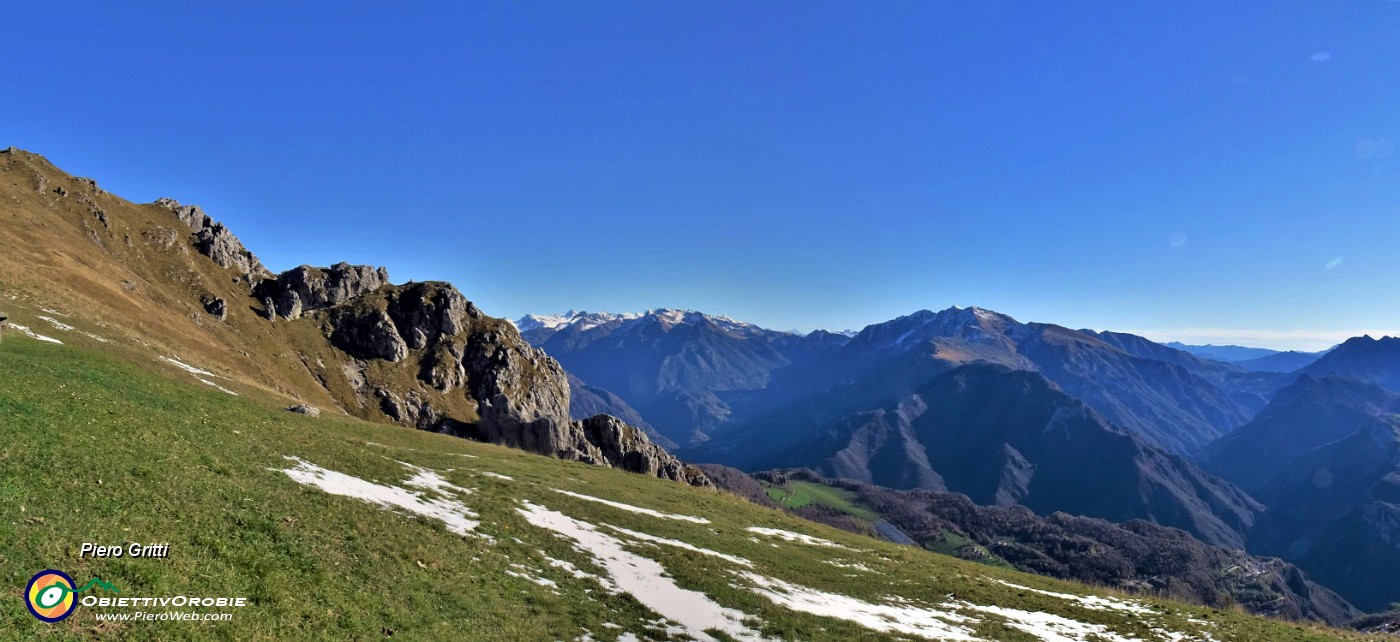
516;500;765;642
9;324;63;344
736;571;980;641
401;464;473;497
957;600;1142;642
480;471;514;481
601;523;754;568
746;527;851;549
992;579;1155;615
196;378;238;395
824;559;874;572
276;457;480;536
37;315;74;331
159;356;216;377
553;489;709;524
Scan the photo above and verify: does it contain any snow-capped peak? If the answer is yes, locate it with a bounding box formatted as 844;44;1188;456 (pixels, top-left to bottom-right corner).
514;310;641;333
515;308;775;336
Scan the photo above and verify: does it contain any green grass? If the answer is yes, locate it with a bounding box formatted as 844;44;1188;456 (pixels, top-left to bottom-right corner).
0;334;1383;641
762;481;877;521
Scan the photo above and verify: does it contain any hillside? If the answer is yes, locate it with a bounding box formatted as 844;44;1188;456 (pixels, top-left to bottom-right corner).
0;147;700;484
714;469;1358;626
0;313;1381;641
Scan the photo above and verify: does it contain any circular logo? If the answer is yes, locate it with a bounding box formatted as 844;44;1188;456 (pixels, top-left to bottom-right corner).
25;570;77;623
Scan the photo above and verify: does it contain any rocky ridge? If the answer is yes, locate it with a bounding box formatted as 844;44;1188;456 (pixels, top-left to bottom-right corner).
141;194;707;485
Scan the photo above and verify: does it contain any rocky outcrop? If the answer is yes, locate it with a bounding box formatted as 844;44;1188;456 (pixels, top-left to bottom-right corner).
155;198;266;277
253;263;391;320
201;294;228;321
570;415;710;485
314;279;705;485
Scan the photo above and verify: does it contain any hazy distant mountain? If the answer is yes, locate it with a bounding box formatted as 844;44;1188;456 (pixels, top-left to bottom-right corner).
1232;350;1326;373
706;363;1260;549
1298;335;1400;391
1166;342;1281;362
1196;375;1400;611
815;307;1259;455
528;306;1262;457
517;309;848;446
1197;376;1399;495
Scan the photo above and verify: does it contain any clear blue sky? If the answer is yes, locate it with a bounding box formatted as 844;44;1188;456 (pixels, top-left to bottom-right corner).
6;2;1399;350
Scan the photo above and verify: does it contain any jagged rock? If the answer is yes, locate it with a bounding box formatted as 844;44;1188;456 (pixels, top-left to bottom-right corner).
315;279;705;484
53;185;67;196
154;198;266;277
287;404;320;417
571;415;711;486
201;294;227;321
261;297;277;321
253;263;390;320
330;306;409;362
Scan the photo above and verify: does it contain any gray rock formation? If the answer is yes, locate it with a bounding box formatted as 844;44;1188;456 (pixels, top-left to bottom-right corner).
315;279;706;485
287;404;321;417
154;198;266;276
253;263;390;320
570;415;710;485
201;294;228;321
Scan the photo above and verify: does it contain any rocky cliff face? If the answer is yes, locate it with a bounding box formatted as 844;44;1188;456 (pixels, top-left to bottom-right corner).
253;263;391;320
155;197;266;278
253;270;707;485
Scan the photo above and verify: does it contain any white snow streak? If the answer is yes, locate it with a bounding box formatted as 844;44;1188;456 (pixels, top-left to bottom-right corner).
516;500;765;642
746;527;852;549
553;489;709;523
276;457;480;536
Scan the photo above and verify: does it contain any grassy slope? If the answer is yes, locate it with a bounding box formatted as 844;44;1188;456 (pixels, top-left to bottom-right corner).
0;326;1382;642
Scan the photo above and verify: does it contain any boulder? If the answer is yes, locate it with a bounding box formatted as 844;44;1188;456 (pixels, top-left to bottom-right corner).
287;404;321;417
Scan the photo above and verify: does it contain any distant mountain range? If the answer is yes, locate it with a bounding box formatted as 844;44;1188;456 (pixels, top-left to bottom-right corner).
1166;341;1329;373
1200;375;1400;612
520;305;1400;611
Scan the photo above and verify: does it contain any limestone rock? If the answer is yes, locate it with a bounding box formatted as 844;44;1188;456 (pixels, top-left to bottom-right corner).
201;294;228;321
570;414;711;486
253;263;390;320
287;404;321;417
329;306;408;362
154;198;266;277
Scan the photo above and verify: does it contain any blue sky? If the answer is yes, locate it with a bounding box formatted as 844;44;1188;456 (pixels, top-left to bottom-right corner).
5;2;1399;350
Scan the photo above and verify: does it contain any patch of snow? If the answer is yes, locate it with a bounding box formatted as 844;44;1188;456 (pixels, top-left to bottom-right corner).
8;324;63;344
553;489;709;524
401;464;473;496
480;471;514;481
82;332;110;343
516;500;766;642
276;457;480;536
159;356;216;377
736;571;980;641
37;315;74;331
956;600;1142;642
746;527;852;549
506;564;559;589
540;552;606;584
196;377;238;395
601;523;754;567
992;580;1154;615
